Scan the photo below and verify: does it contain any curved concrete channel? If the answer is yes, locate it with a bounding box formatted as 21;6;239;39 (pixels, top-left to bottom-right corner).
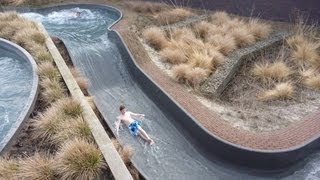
0;38;39;154
12;4;320;179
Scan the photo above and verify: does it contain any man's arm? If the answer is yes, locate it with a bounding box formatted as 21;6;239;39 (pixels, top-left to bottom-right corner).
115;116;122;136
129;111;145;119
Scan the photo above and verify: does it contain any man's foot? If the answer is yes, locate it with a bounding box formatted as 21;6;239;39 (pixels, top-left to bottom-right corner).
148;139;155;145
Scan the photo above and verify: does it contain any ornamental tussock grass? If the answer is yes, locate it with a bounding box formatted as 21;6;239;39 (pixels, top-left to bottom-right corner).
52;117;92;145
172;64;191;83
70;67;90;93
156;8;194;25
13;28;46;46
231;26;256;47
0;157;19;179
17;153;56;180
119;145;134;165
35;49;53;63
159;48;187;64
300;69;320;90
290;39;320;67
209;11;231;26
32;105;66;142
172;64;210;86
86;96;97;112
185;67;210;86
33;98;83;143
126;1;165;13
38;62;61;81
143;27;168;50
208;34;237;55
207;49;225;66
169;27;195;42
247;19;272;40
0;11;20;21
304;75;320;90
55;139;106;180
253;61;292;81
258;82;294;101
286;34;305;50
111;138;121;151
193;21;212;40
54;98;83;118
40;78;65;104
189;51;213;70
189;49;224;71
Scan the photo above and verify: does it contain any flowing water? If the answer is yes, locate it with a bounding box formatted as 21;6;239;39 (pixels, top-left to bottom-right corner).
0;46;33;149
22;6;320;179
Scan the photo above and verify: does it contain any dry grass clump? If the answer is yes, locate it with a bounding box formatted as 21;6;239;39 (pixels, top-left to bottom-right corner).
70;67;89;92
185;67;210;86
304;75;320;89
290;37;320;67
119;146;134;164
17;153;55;180
172;64;209;86
0;11;20;20
142;27;168;50
0;158;19;178
13;28;46;46
253;61;292;81
189;51;215;70
156;8;194;25
75;79;89;94
169;27;195;42
209;11;231;26
287;17;320;68
40;78;65;104
35;49;53;63
38;62;61;81
74;76;89;94
300;69;320;89
208;34;237;55
172;64;191;83
52;117;92;145
54;98;83;118
286;34;305;49
231;26;256;47
33;98;82;143
55;139;106;180
247;19;272;40
160;48;187;64
193;21;212;40
126;1;165;13
32;105;66;142
258;82;294;101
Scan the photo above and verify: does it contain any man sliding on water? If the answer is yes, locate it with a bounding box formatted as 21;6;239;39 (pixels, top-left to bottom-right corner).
115;105;154;145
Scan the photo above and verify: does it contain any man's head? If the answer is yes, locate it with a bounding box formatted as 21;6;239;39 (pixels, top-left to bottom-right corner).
119;105;126;114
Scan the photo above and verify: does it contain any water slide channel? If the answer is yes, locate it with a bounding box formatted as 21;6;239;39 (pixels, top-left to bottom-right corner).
21;5;320;179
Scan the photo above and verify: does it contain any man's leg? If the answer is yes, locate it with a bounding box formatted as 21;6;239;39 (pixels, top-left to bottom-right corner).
138;127;154;144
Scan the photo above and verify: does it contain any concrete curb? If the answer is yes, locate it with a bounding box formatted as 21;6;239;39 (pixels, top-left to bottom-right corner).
0;38;39;154
36;23;133;180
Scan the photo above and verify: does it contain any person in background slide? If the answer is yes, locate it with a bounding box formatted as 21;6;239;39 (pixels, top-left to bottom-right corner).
115;105;154;145
75;11;81;17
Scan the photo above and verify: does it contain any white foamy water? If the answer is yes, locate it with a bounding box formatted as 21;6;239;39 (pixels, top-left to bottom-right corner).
22;8;95;24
